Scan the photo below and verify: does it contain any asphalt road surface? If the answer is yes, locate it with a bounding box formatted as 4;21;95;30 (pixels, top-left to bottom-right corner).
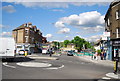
2;53;113;79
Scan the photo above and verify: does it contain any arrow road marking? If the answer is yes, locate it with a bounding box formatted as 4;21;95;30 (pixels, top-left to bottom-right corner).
3;62;16;69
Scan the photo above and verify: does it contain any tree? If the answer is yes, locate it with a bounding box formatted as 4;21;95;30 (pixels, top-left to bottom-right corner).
73;36;85;51
63;40;70;47
85;41;91;49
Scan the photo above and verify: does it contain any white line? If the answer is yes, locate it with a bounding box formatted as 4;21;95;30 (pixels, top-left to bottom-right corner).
45;67;58;69
102;77;111;79
3;62;16;69
45;65;64;70
58;65;64;69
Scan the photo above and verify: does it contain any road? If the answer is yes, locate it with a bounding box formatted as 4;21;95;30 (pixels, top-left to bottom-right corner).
2;53;113;79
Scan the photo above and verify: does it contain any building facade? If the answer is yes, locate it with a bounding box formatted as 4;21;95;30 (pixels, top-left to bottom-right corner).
104;0;120;60
12;22;47;53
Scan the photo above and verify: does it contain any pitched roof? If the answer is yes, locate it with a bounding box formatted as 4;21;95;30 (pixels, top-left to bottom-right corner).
12;24;25;31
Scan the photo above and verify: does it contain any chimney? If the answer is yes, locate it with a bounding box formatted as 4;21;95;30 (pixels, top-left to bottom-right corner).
28;22;32;28
33;25;37;31
23;23;27;27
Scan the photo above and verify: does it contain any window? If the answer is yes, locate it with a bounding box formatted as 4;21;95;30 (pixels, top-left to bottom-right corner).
116;10;120;19
116;27;120;38
107;18;110;26
25;28;29;35
25;36;29;43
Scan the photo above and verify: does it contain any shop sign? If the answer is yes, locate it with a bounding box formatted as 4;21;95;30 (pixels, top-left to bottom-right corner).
112;40;120;46
103;32;110;37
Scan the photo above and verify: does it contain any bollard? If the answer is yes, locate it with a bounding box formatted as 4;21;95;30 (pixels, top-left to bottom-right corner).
25;51;28;56
114;57;119;74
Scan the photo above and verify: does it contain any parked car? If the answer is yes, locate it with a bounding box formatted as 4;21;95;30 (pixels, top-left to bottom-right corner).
67;51;74;56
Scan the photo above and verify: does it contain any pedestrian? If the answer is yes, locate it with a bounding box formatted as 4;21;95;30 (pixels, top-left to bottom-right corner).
49;48;52;57
91;53;94;60
103;51;107;60
95;51;98;60
100;52;104;60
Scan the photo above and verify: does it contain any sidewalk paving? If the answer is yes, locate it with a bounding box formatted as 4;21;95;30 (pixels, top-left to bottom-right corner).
76;55;114;67
75;55;120;79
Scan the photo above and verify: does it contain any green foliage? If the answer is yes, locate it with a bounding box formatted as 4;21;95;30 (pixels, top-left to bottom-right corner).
97;50;101;54
61;36;95;52
53;41;60;49
72;36;86;51
63;40;70;47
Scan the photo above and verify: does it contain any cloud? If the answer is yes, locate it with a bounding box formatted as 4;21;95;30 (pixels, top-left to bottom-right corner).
85;34;103;42
2;5;16;13
52;9;64;12
45;34;53;38
0;24;10;28
58;28;70;34
54;21;65;28
82;25;104;33
2;0;114;2
2;0;113;8
0;32;12;37
58;11;105;27
55;11;105;35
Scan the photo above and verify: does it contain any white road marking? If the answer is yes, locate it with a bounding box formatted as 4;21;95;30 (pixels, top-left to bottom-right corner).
45;67;58;69
102;77;111;79
16;62;52;67
3;62;16;69
106;73;118;79
58;65;64;69
45;65;64;70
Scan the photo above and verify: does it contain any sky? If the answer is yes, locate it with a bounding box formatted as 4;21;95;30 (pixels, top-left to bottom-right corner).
1;0;113;42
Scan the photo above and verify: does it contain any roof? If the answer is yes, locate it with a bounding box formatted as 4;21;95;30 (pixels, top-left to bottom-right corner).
111;0;120;5
12;24;25;31
105;0;120;20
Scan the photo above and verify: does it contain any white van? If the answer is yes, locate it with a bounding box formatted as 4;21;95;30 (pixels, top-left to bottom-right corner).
0;37;16;60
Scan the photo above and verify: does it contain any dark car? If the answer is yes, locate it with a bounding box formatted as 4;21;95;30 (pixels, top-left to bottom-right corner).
67;51;74;56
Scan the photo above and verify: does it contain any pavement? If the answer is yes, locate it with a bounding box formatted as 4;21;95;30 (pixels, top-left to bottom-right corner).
75;55;120;79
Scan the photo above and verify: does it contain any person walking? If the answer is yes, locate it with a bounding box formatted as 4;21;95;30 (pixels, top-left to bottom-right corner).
100;52;104;60
95;51;98;60
49;48;52;57
103;51;107;60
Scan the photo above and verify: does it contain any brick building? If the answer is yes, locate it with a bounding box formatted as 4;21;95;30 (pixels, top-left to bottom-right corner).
12;22;47;53
104;0;120;60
